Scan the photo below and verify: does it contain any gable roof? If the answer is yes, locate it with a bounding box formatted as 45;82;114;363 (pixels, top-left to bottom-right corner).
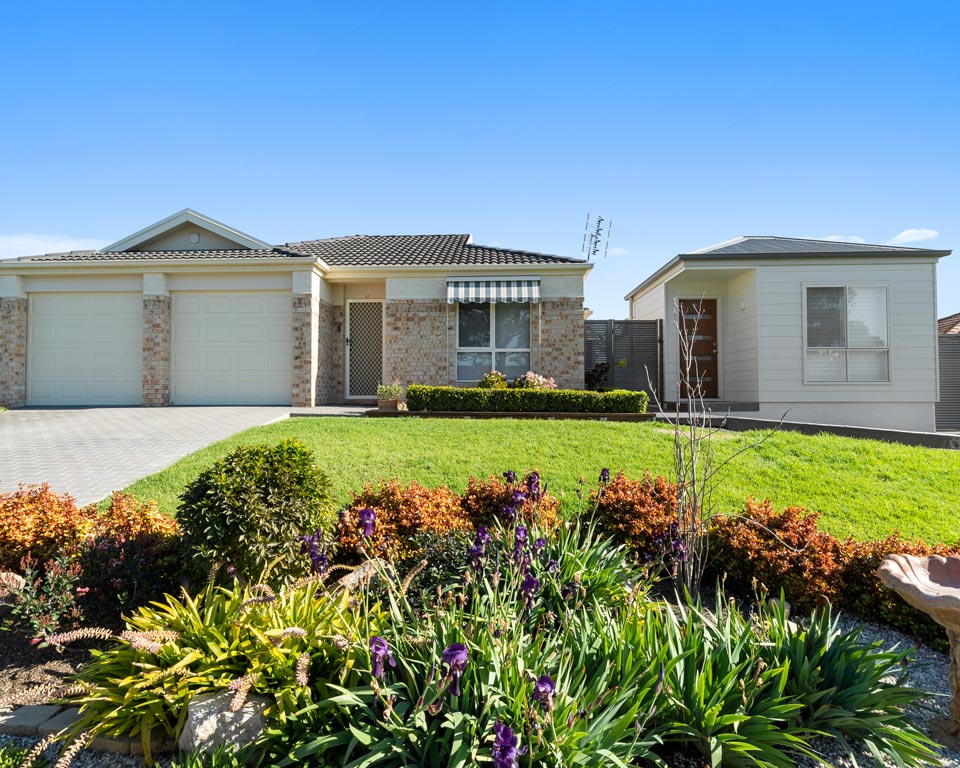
282;234;584;266
940;313;960;335
626;235;952;300
683;235;951;258
103;209;272;252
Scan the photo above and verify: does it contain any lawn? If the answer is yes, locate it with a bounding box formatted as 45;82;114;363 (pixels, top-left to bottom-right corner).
122;416;960;544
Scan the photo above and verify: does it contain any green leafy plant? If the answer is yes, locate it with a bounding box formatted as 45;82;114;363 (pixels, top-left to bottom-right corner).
169;744;247;768
178;439;335;583
376;381;404;401
476;370;508;389
9;552;83;637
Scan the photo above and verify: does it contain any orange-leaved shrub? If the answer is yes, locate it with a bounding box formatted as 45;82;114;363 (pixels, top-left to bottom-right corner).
337;479;471;562
839;534;959;649
0;484;94;570
589;472;677;562
710;498;845;613
460;473;561;530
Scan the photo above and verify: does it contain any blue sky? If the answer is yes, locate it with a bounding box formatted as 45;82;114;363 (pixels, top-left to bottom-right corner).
1;1;957;319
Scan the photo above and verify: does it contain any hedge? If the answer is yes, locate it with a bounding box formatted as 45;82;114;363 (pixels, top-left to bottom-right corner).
405;385;649;413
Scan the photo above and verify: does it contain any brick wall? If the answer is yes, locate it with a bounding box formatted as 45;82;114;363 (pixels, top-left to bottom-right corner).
292;294;319;407
0;297;27;408
534;298;585;390
142;295;170;406
317;300;344;404
384;299;454;386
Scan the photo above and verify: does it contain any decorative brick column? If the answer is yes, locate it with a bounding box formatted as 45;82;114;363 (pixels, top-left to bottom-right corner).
292;293;320;407
534;298;585;390
142;295;170;406
317;300;344;404
383;300;454;387
0;297;27;408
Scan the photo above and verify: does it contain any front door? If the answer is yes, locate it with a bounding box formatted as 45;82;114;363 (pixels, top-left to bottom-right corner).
678;298;719;399
346;300;384;398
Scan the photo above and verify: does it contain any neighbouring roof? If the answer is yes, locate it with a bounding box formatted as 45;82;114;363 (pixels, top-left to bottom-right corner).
7;234;585;268
684;235;952;258
626;235;952;300
940;313;960;335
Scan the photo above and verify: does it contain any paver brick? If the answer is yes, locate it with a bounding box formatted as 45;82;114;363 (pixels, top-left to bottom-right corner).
37;706;81;738
0;704;63;736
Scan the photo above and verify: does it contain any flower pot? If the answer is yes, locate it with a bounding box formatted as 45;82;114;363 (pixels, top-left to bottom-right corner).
378;399;399;411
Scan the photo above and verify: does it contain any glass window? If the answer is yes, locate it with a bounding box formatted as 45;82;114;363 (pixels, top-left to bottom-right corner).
457;302;531;381
805;286;888;382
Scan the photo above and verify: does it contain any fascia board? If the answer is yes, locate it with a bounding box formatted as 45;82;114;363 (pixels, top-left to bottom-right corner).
624;258;684;301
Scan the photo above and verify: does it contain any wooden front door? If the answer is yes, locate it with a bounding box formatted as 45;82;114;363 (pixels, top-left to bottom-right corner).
678;299;719;399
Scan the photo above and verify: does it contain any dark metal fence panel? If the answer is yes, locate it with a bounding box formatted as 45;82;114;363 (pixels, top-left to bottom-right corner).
937;335;960;431
584;320;660;396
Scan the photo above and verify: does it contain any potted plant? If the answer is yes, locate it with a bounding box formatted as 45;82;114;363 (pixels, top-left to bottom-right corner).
376;381;405;411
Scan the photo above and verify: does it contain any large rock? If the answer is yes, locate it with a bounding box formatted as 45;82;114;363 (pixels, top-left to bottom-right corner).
336;558;395;593
177;690;270;755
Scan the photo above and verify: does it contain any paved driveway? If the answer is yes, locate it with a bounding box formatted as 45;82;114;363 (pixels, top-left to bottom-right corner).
0;407;294;506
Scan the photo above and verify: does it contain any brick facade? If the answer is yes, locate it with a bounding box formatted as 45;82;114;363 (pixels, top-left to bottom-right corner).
384;300;454;387
142;295;170;406
317;300;344;404
0;297;27;408
533;298;585;390
292;294;320;407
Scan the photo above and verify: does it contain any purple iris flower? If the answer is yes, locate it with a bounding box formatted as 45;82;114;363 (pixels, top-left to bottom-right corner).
358;507;376;537
547;559;559;574
476;526;491;547
599;467;611;485
533;537;546;552
369;636;396;678
526;471;541;502
521;571;541;602
513;525;528;563
492;722;526;768
441;643;469;697
532;674;556;708
500;504;517;524
300;530;329;576
468;542;485;570
503;470;517;485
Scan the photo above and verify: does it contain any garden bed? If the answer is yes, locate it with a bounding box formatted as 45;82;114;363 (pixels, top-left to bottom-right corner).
367;409;656;422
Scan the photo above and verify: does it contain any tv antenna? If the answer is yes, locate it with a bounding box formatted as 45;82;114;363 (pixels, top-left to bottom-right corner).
581;213;612;261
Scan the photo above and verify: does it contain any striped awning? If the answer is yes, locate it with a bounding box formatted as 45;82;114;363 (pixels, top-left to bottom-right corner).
446;279;540;304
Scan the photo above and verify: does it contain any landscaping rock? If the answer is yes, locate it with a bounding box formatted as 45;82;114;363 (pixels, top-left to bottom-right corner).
336;558;395;593
177;690;270;755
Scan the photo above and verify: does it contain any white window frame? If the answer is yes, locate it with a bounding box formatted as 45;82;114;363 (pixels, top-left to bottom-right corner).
456;302;531;382
802;283;891;384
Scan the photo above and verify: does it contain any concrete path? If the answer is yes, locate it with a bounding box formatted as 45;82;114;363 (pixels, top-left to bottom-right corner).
0;407;297;506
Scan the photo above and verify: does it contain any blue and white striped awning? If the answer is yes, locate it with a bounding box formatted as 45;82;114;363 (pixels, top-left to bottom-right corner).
446;279;540;304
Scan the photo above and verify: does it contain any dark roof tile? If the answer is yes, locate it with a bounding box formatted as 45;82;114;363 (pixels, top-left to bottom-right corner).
685;236;949;257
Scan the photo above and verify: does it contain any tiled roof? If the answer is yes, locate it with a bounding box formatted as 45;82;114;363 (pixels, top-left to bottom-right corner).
685;236;950;257
282;234;584;266
18;248;294;262
940;313;960;335
8;235;583;267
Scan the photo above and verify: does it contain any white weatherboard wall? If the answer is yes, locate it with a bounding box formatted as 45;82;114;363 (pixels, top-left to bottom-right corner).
753;260;939;430
170;291;293;405
27;293;142;405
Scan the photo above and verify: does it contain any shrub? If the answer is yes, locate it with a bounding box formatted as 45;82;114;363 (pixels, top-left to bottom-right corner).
178;439;335;584
0;484;93;570
10;551;83;637
78;493;183;624
476;370;508;389
512;370;556;390
337;479;471;562
709;498;845;613
590;471;677;562
460;471;560;530
839;534;958;649
376;381;404;401
405;384;648;413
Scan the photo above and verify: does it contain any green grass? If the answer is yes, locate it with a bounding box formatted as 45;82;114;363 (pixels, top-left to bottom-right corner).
121;417;960;544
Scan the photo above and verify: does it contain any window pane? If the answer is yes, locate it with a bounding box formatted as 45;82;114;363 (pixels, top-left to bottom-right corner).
458;303;490;347
457;352;493;381
496;351;531;380
806;287;845;347
846;286;887;348
806;349;846;381
848;350;888;381
495;303;531;349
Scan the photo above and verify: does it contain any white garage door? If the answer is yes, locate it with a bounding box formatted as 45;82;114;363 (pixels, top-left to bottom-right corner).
171;292;292;405
27;293;143;406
